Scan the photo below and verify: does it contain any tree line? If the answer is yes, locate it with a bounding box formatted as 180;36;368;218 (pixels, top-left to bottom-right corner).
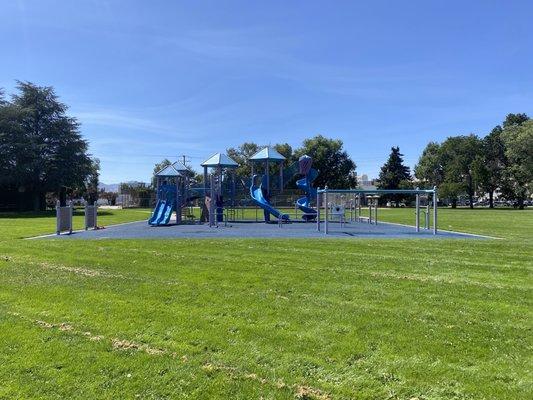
414;113;532;208
375;113;531;209
1;82;530;211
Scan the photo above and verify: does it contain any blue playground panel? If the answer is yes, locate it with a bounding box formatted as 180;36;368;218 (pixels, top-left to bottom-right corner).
46;220;486;240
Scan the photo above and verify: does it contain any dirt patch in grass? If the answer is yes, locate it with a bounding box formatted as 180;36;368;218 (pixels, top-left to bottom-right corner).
201;362;329;399
112;338;166;355
295;385;331;400
36;261;124;278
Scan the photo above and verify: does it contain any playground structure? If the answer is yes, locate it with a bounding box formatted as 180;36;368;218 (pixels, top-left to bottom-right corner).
316;187;438;235
148;147;324;226
248;148;321;223
249;147;290;222
54;153;442;238
295;155;318;221
149;161;191;226
201;153;239;227
143;149;440;237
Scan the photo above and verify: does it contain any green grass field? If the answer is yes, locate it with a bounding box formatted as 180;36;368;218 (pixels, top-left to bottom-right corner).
0;208;531;399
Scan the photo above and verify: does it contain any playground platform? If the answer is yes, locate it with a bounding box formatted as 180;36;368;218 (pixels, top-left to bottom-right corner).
40;220;487;240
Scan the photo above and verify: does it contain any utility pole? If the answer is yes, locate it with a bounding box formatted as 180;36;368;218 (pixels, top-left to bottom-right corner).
179;154;190;166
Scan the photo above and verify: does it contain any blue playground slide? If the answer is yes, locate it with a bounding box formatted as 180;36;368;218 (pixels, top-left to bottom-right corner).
149;200;163;225
149;185;176;226
149;200;174;225
296;168;318;220
250;175;289;222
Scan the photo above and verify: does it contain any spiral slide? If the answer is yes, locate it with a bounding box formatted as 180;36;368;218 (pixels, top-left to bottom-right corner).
296;168;318;220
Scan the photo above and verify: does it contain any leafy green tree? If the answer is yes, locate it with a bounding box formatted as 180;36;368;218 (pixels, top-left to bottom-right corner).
414;142;444;187
119;182;154;207
439;134;482;208
153;159;172;175
86;158;100;204
99;190;118;206
502;113;529;128
472;126;506;208
273;143;293;161
226;142;259;182
377;146;412;206
0;81;94;210
293;135;357;188
152;159;172;187
500;120;533;209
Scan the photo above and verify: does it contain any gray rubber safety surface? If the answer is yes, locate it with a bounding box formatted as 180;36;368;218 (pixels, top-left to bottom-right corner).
46;220;487;240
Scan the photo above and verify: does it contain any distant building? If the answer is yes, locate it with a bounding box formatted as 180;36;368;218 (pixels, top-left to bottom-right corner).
357;174;377;190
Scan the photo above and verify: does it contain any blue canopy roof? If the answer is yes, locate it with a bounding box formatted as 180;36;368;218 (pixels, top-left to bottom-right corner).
172;161;190;172
155;161;191;177
249;147;286;162
201;153;239;168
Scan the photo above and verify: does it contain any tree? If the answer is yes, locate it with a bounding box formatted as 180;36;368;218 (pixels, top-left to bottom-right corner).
153;159;172;175
0;81;95;210
152;159;172;187
471;126;506;208
119;182;154;207
226;142;259;182
85;158;100;204
99;190;118;206
500;120;533;209
377;146;412;206
439;134;482;208
273;143;293;161
502;113;529;128
293;135;357;188
414;142;443;187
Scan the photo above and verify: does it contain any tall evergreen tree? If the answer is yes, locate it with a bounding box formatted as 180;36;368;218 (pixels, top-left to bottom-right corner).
377;146;412;206
0;81;95;210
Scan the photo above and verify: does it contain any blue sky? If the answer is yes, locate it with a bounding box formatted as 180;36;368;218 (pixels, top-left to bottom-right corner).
2;0;532;183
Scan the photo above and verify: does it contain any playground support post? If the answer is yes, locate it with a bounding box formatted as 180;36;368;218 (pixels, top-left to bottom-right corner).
433;186;438;235
316;187;320;232
265;159;270;196
279;160;283;192
366;196;378;225
324;186;328;235
357;194;361;222
209;174;215;227
175;176;182;225
415;187;420;232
